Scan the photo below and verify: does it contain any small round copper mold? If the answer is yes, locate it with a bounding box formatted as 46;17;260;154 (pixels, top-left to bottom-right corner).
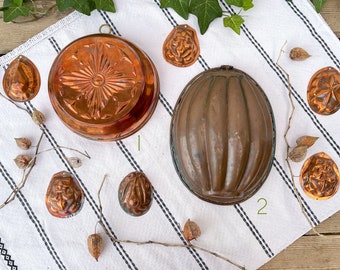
45;171;84;218
118;171;153;216
170;66;275;205
162;24;200;67
300;152;339;200
307;66;340;115
48;34;160;141
2;55;40;102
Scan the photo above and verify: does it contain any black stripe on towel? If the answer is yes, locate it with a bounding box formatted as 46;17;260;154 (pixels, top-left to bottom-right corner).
0;162;66;270
24;100;138;270
0;237;17;270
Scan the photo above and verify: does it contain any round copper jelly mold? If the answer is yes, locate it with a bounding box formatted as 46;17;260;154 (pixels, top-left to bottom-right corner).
48;34;160;141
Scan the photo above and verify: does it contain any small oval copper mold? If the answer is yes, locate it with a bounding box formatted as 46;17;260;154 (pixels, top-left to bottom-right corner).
163;24;200;67
45;171;84;218
300;152;339;200
307;66;340;115
118;171;153;216
2;55;41;102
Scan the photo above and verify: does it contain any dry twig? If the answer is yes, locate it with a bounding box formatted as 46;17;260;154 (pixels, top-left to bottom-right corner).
275;42;322;236
96;175;246;270
0;131;44;209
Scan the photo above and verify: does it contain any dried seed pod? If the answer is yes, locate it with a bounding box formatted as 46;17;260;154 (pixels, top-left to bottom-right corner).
45;171;84;218
118;171;153;216
32;109;46;125
289;47;311;61
2;55;41;102
183;219;201;241
15;137;32;150
67;157;82;168
14;154;32;169
300;152;339;200
288;145;308;162
87;233;104;261
296;136;318;148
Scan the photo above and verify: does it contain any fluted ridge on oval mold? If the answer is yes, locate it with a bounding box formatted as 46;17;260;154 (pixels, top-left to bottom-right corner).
170;66;275;205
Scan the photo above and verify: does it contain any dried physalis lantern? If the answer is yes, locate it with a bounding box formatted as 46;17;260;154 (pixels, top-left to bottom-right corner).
45;171;84;218
307;66;340;115
183;219;201;241
300;152;340;200
289;47;311;61
163;24;200;67
2;55;40;102
118;171;153;216
87;233;104;261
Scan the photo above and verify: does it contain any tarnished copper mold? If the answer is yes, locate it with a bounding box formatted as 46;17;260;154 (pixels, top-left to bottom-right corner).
170;66;276;205
48;34;160;141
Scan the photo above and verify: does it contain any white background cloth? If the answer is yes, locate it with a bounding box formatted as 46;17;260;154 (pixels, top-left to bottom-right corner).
0;0;340;269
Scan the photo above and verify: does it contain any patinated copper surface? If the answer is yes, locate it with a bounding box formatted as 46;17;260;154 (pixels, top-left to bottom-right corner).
163;24;200;67
118;171;153;216
2;55;40;102
45;171;84;218
307;66;340;115
170;66;275;205
48;34;159;141
300;152;339;200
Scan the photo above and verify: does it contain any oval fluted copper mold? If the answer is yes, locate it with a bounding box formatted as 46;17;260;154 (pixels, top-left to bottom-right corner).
162;24;200;67
300;152;339;200
170;66;276;205
48;34;160;141
2;55;40;102
307;66;340;115
118;171;153;216
45;171;84;218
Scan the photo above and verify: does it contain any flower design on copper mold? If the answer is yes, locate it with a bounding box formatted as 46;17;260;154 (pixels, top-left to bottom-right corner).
59;43;142;120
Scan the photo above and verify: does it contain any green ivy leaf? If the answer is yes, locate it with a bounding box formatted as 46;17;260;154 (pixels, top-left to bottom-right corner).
160;0;190;19
56;0;74;12
223;14;244;34
3;5;30;22
189;0;222;34
225;0;253;11
312;0;327;13
94;0;115;13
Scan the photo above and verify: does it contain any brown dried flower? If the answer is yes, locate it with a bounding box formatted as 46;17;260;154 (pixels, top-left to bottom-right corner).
14;154;33;169
183;219;201;241
296;136;318;148
14;137;32;150
67;157;82;168
289;47;311;61
288;145;308;162
32;109;46;125
87;233;104;261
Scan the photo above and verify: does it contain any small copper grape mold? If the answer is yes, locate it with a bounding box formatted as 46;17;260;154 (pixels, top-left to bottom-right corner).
2;55;41;102
162;24;200;67
45;171;84;218
48;34;160;141
307;66;340;115
300;152;340;200
118;171;153;216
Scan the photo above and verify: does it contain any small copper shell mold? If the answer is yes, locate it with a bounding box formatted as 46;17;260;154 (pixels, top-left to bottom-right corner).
307;66;340;115
300;152;339;200
162;24;200;67
2;55;40;102
45;171;84;218
118;171;153;216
